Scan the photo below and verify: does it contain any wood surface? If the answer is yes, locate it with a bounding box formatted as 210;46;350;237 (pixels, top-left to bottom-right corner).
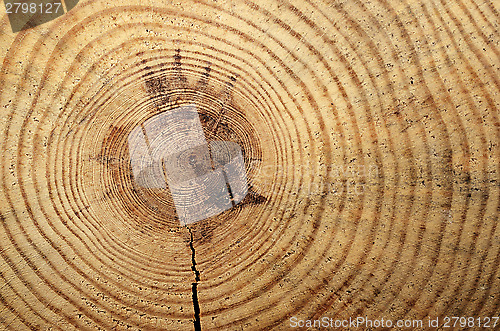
0;0;498;329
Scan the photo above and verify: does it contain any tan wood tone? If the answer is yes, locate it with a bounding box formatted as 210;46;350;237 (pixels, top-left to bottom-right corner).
0;0;498;329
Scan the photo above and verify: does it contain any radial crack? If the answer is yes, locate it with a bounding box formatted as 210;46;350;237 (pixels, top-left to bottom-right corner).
187;226;201;331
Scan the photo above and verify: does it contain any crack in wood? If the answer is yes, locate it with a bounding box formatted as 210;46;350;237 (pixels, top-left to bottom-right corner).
187;226;201;331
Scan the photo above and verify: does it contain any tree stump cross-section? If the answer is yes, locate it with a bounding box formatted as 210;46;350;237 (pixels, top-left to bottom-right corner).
0;0;498;330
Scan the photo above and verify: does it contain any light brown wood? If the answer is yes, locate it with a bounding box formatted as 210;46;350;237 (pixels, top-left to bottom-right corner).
0;0;498;329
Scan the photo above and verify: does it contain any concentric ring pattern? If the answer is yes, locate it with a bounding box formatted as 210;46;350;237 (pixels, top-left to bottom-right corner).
0;0;498;329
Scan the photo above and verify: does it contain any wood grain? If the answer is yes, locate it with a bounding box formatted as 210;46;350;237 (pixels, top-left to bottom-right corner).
0;0;498;329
